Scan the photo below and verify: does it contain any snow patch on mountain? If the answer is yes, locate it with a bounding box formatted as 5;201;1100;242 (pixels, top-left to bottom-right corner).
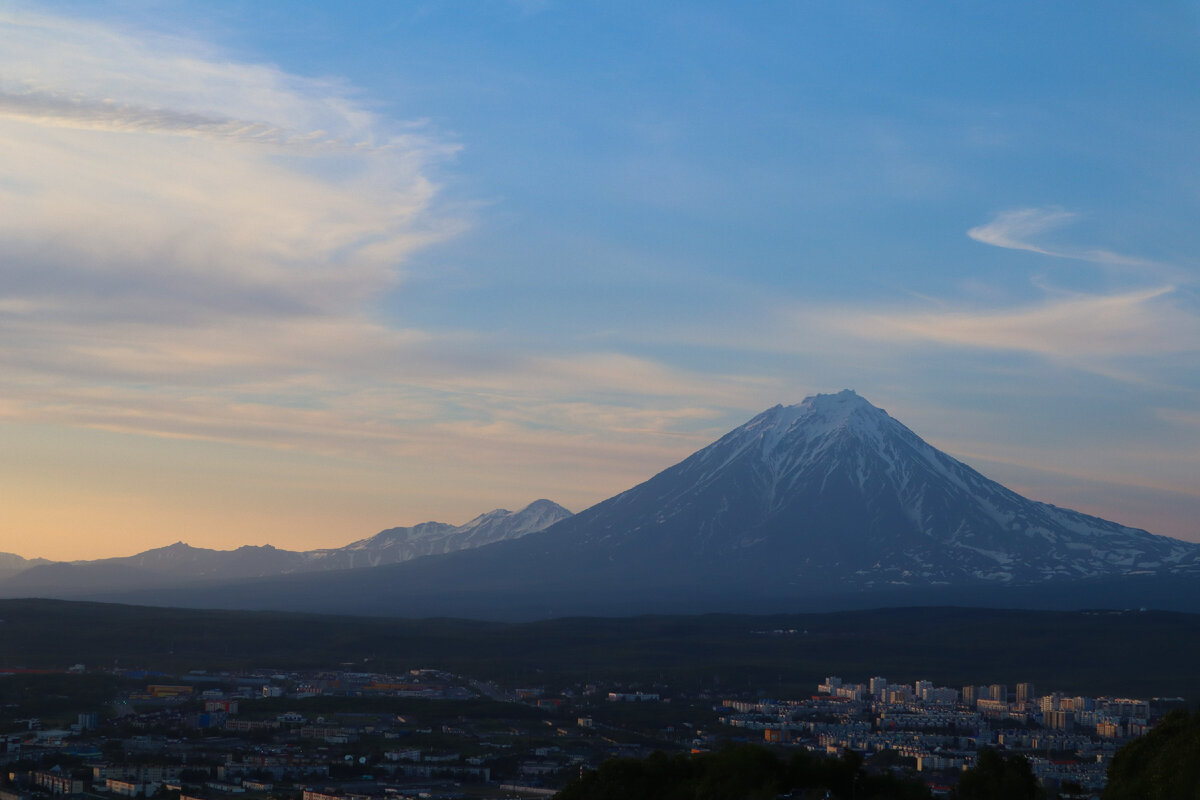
300;500;572;570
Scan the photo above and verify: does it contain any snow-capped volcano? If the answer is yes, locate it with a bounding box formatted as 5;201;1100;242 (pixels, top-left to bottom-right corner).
576;389;1198;586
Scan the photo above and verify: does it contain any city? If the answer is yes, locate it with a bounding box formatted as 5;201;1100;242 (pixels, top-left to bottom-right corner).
1;659;1181;800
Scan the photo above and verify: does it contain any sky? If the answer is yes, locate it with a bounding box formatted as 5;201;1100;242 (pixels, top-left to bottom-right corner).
2;1;1199;561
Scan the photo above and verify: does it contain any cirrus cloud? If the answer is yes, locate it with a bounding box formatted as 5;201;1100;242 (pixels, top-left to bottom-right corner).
968;206;1164;271
846;285;1200;360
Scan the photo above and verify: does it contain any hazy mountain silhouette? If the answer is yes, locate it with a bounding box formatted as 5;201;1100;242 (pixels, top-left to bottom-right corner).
0;500;570;599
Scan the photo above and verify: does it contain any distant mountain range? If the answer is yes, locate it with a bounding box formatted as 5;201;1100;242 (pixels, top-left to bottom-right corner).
0;551;50;581
0;499;571;599
6;391;1199;619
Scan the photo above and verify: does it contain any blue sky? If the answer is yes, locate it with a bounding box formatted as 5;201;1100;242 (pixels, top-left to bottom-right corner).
2;1;1199;559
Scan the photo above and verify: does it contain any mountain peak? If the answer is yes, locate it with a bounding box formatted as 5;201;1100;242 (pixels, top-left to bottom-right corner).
153;541;195;553
796;389;890;434
794;389;885;422
801;388;870;410
731;390;892;461
753;389;881;426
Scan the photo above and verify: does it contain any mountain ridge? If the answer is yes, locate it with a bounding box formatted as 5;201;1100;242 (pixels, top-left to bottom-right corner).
0;552;52;583
0;499;571;598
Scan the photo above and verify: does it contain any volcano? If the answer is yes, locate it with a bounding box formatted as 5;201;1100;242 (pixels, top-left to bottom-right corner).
61;391;1200;618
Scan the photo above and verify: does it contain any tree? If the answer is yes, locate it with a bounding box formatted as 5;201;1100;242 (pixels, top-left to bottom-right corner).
1103;709;1200;800
954;748;1044;800
556;745;930;800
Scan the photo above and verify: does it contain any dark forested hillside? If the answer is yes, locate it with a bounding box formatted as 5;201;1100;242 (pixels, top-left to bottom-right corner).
3;600;1200;700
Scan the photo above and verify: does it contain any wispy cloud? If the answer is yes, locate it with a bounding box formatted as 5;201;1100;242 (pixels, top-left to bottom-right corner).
785;207;1200;385
967;207;1077;255
1156;407;1200;433
0;90;391;152
0;12;455;323
845;286;1199;360
968;206;1164;270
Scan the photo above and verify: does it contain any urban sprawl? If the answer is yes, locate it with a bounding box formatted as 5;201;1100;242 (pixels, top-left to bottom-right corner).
0;663;1180;799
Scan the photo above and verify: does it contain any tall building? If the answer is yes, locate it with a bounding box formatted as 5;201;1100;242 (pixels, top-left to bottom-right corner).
926;687;959;705
988;684;1007;703
1016;683;1035;705
1045;709;1074;731
962;685;977;706
869;676;888;699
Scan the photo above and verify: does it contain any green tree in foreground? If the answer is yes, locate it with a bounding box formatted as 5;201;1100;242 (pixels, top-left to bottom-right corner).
1103;709;1200;800
953;748;1044;800
555;744;931;800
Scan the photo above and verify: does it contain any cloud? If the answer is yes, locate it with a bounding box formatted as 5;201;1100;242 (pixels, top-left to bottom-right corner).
0;11;453;418
967;206;1164;271
843;286;1200;361
0;10;379;137
0;91;346;150
0;10;764;443
966;207;1077;255
822;210;1200;380
0;10;457;318
1156;407;1200;434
